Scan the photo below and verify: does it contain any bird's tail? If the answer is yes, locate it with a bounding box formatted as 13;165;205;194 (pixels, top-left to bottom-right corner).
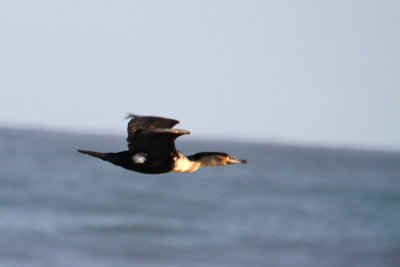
78;150;108;160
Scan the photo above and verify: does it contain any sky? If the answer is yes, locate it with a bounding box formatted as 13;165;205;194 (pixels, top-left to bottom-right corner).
0;0;399;150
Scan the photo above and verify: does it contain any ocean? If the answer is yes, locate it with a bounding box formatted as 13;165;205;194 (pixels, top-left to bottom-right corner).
0;128;399;267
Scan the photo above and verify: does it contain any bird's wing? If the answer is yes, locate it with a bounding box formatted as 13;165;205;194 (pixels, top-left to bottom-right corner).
130;128;190;156
126;114;180;150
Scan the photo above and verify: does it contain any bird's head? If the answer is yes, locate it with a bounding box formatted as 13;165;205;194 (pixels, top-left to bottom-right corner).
226;154;248;165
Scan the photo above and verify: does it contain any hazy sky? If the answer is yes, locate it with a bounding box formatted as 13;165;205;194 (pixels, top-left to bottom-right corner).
1;0;399;150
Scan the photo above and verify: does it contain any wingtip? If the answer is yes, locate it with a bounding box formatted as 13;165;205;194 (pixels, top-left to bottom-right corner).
174;129;190;135
146;128;190;135
125;113;180;124
125;113;139;120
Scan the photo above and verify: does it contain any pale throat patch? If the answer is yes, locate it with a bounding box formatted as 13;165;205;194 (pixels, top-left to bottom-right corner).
172;152;201;173
132;153;147;164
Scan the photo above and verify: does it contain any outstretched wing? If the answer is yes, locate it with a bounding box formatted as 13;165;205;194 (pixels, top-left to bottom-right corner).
126;114;180;150
130;128;190;156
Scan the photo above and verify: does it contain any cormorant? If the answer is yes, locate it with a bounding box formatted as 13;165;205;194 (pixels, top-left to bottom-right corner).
78;114;247;174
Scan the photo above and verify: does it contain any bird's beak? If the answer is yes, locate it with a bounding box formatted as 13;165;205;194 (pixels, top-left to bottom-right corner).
227;156;248;164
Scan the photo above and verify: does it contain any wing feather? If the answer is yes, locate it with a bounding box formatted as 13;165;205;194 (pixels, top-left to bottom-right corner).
130;128;190;156
126;114;180;151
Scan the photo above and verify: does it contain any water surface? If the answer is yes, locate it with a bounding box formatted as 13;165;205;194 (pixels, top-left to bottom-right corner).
0;128;399;266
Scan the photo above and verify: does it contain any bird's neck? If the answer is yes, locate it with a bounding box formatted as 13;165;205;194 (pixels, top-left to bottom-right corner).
172;152;225;173
172;153;201;173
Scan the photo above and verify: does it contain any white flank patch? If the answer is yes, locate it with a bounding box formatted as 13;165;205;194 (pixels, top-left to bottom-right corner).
132;153;147;164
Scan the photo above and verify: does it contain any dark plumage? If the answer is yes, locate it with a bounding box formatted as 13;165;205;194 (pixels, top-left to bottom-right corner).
78;114;247;174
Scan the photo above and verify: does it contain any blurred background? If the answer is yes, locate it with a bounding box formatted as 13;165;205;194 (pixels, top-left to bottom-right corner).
0;1;399;266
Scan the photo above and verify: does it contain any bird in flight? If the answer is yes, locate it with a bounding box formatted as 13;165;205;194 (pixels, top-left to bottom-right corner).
78;114;247;174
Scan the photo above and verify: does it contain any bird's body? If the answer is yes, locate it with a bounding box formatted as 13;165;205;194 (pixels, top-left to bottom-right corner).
78;114;247;174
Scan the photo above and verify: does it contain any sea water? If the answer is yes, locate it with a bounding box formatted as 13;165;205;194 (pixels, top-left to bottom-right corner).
0;128;399;267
